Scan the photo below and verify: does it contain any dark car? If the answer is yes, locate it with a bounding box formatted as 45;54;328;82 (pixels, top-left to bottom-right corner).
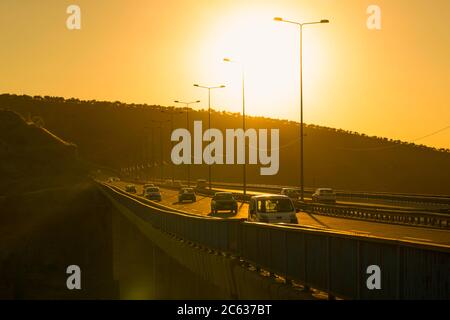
142;183;155;195
211;192;238;214
144;187;162;201
178;187;196;203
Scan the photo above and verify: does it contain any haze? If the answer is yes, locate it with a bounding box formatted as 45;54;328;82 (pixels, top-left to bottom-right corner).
0;0;449;148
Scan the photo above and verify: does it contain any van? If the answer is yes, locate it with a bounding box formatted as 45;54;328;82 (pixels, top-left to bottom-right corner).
248;195;298;224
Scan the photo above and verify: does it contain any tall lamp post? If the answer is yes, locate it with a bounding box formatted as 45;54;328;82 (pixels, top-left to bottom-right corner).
193;84;226;190
143;125;151;181
151;120;170;182
274;17;329;201
223;58;247;199
174;100;201;187
162;108;184;185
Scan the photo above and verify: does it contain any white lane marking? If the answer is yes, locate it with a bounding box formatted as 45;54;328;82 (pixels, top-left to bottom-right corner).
301;224;329;230
349;230;371;234
403;237;432;242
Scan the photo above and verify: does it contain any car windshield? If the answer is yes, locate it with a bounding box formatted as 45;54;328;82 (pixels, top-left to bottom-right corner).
257;198;294;213
215;193;234;200
146;187;159;193
182;188;194;193
320;189;334;194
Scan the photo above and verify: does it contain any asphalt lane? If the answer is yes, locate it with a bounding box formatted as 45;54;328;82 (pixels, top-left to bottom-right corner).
212;187;430;210
112;181;450;246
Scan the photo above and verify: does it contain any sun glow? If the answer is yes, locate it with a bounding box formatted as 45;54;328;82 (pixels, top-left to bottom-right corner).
193;6;331;121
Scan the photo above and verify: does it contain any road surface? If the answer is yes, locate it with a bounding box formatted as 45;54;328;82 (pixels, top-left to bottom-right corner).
111;181;450;246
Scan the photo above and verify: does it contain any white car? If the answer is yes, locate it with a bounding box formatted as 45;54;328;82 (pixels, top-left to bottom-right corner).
172;180;183;189
144;187;162;201
312;188;337;204
125;184;137;193
248;195;298;224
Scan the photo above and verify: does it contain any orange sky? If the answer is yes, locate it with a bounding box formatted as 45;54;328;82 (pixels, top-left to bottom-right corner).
0;0;449;149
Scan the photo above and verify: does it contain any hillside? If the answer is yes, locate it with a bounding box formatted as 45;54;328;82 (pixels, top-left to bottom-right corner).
0;109;86;196
0;110;116;298
1;93;449;195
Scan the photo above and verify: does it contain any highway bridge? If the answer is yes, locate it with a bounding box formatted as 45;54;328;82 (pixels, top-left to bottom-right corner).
110;180;450;246
99;179;450;299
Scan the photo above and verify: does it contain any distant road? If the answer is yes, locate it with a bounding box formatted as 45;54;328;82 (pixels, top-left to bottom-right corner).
111;181;450;246
212;186;423;210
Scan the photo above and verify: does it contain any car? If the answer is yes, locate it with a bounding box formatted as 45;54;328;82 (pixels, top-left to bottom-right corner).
196;179;208;190
211;192;238;214
144;187;162;201
125;184;137;193
178;187;196;203
248;195;298;224
142;183;155;194
172;180;183;189
280;188;301;201
163;179;172;187
312;188;337;204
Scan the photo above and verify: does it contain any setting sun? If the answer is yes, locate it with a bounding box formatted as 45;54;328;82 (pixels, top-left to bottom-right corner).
191;5;331;120
0;0;449;148
0;0;449;303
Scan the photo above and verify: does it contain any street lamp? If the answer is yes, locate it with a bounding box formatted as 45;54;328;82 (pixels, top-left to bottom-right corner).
162;108;184;185
223;57;247;199
174;100;201;187
193;83;226;190
151;119;170;183
274;16;329;201
143;125;152;182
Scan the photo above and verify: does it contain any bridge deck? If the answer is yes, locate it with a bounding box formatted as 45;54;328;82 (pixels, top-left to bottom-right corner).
111;181;450;246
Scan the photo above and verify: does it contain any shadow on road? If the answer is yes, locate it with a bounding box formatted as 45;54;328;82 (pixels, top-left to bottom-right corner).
208;211;237;218
304;212;331;229
172;200;196;205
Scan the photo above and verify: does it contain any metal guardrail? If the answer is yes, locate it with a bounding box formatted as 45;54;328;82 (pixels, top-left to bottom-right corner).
101;183;242;254
147;181;450;229
129;178;450;206
98;182;450;300
211;182;450;206
307;203;450;229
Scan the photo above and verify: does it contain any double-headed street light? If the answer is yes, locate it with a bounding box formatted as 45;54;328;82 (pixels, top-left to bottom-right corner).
223;57;247;199
274;17;329;201
193;84;226;190
174;100;201;187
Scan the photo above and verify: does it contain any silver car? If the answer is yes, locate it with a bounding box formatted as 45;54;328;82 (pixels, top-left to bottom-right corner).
312;188;337;204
